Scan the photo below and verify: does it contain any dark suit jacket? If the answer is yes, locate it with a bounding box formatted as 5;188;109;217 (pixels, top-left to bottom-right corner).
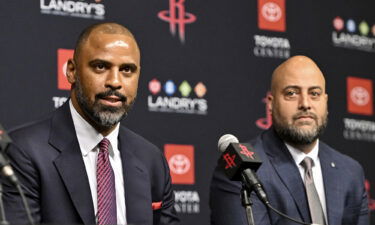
3;102;179;225
210;128;369;225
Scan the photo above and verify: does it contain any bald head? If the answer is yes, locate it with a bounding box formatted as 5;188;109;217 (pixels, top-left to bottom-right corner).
270;55;326;95
73;22;138;61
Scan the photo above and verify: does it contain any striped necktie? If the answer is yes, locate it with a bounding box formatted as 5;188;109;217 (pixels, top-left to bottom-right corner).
97;138;117;225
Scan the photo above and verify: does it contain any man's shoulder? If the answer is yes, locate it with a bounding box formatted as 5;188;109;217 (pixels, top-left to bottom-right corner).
8;112;54;142
118;125;161;156
319;141;364;171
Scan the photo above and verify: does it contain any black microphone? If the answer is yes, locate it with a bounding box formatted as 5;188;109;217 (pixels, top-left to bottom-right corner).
0;124;18;185
217;134;269;204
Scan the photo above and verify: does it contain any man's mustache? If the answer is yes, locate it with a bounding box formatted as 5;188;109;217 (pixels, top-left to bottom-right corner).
96;90;127;102
292;112;318;120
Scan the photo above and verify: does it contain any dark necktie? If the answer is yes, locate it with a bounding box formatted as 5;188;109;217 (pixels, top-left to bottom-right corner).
97;138;117;225
300;157;326;225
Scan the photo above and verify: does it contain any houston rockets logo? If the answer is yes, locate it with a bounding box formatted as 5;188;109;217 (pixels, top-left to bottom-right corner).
239;144;255;159
365;180;375;211
223;153;236;169
256;92;272;130
158;0;197;43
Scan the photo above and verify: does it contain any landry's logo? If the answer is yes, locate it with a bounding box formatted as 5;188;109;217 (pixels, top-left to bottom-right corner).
258;0;286;32
57;48;73;90
253;0;290;59
40;0;105;20
158;0;197;43
164;144;195;185
256;91;272;130
147;78;208;115
347;76;373;116
332;16;375;52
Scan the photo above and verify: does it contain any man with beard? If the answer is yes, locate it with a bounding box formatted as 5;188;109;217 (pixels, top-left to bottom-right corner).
3;23;179;225
210;56;368;225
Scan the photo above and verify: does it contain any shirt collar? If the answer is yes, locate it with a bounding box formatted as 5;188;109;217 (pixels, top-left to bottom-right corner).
69;100;120;156
285;140;320;167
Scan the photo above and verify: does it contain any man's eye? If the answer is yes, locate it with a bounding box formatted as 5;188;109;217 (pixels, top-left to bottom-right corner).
310;91;321;98
123;66;131;73
121;65;135;73
285;91;296;96
95;64;106;70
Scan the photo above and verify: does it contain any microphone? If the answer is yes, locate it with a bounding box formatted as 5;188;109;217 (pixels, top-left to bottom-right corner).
0;124;18;185
217;134;269;204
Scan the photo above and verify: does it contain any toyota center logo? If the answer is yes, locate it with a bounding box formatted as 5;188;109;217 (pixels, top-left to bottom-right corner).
262;2;282;22
164;144;195;184
351;86;370;106
169;154;191;175
347;76;373;116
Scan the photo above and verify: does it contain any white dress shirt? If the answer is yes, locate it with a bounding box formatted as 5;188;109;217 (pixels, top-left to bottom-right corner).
69;100;127;224
285;140;327;222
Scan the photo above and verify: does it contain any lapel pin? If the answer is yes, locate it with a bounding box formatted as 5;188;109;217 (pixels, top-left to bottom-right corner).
331;162;336;168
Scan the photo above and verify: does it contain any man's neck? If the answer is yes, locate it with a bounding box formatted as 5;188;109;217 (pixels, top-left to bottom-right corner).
286;140;318;154
71;94;117;137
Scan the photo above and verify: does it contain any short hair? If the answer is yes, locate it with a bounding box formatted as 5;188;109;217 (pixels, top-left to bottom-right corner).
73;22;137;61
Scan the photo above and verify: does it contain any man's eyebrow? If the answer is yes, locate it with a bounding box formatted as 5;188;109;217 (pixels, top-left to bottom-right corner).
88;59;112;66
308;86;323;91
283;85;300;90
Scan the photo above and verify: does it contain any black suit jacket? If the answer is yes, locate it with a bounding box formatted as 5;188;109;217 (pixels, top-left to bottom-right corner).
210;128;369;225
3;102;179;225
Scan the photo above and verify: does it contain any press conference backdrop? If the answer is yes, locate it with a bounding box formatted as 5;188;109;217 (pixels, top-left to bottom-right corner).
1;0;375;224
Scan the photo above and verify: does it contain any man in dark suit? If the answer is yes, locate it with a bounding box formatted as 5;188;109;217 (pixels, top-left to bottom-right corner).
3;22;179;225
210;56;369;225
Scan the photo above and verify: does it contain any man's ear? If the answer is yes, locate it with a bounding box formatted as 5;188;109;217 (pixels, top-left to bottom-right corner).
267;92;273;112
66;59;76;84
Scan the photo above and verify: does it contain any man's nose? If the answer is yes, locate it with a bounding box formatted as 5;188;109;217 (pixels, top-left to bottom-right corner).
298;93;311;111
105;69;122;89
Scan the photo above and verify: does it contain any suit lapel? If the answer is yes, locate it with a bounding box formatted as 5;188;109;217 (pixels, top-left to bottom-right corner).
118;128;152;225
319;144;342;225
49;103;95;225
263;129;310;222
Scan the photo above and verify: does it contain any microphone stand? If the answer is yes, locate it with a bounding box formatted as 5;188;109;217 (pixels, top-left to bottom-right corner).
0;183;9;225
240;183;255;225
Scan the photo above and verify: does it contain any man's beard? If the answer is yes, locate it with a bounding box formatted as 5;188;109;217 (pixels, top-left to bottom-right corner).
272;111;328;145
74;77;135;128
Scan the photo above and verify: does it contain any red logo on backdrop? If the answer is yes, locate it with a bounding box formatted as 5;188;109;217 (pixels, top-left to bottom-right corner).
256;92;273;130
149;78;161;95
347;77;373;115
239;144;255;159
365;180;375;211
158;0;197;43
57;49;74;90
164;144;195;184
223;153;236;169
258;0;286;32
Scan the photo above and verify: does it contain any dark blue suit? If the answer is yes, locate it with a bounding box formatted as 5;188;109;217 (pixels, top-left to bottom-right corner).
3;102;179;225
210;128;369;225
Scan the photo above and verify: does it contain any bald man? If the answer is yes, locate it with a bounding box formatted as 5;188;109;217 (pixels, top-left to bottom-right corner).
210;56;369;225
3;23;179;225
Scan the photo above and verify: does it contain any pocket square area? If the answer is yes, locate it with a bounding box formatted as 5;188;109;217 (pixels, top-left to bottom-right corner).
152;201;162;210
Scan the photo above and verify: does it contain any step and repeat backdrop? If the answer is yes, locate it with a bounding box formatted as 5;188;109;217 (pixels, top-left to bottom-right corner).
1;0;375;224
